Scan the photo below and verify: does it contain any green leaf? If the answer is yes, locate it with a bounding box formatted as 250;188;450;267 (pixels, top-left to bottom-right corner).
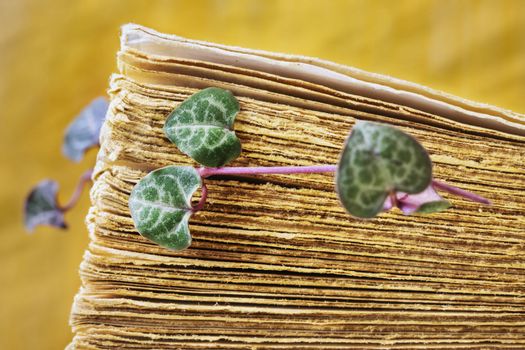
24;180;66;232
129;166;201;250
62;97;108;162
164;87;241;167
336;121;432;218
416;200;452;214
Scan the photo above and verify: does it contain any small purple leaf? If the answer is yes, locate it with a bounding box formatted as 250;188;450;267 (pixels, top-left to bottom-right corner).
383;185;451;215
397;185;445;215
382;196;395;212
62;97;108;162
24;180;66;232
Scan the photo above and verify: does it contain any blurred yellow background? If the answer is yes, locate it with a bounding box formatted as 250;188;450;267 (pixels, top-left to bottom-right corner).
1;0;524;349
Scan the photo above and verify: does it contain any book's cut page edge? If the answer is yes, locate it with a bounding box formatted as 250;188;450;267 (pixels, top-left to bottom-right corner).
121;23;525;136
116;51;525;143
68;23;525;347
68;73;525;349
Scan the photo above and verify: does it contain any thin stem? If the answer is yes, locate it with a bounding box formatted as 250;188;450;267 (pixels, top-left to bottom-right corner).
58;169;94;212
195;165;489;211
198;165;337;178
194;165;336;213
432;179;491;205
192;183;208;213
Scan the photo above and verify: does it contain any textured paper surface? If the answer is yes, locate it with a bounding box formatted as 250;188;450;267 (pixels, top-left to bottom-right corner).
69;25;525;349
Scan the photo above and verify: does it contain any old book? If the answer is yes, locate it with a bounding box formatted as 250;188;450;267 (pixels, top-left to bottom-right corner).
69;24;525;349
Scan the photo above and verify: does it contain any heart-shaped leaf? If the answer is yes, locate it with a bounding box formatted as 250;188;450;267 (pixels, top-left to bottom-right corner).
336;121;432;218
129;166;201;250
63;97;108;162
24;180;66;232
164;87;241;167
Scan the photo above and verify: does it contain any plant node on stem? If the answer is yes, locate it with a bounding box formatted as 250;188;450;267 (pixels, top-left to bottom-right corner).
192;183;208;213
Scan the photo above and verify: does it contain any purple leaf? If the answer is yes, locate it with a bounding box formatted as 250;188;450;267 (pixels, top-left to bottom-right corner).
62;97;108;162
24;180;66;232
383;185;451;215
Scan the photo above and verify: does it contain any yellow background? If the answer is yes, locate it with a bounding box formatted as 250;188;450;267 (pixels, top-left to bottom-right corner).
1;1;524;349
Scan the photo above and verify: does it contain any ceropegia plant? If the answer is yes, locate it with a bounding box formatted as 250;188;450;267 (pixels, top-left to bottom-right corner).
129;88;490;251
24;98;108;232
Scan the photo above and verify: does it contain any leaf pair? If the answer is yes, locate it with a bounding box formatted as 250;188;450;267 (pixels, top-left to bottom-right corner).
129;88;242;250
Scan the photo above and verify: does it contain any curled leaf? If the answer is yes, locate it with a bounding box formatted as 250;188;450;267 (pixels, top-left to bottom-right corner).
129;166;201;250
164;87;241;167
336;121;432;218
416;200;452;214
24;180;66;232
63;97;108;162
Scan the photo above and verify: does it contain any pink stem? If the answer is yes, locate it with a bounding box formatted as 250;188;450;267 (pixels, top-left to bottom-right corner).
198;165;337;178
195;165;490;211
431;179;491;205
58;169;93;212
192;183;208;213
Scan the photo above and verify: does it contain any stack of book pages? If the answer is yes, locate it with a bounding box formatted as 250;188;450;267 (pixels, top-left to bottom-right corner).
69;24;525;349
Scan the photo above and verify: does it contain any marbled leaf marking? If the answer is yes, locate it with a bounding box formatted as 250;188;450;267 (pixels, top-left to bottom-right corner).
164;88;241;167
129;166;201;250
337;121;432;218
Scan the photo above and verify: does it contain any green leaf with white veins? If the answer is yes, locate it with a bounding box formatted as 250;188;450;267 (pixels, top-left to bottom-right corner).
129;166;201;250
336;121;432;218
164;87;241;167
